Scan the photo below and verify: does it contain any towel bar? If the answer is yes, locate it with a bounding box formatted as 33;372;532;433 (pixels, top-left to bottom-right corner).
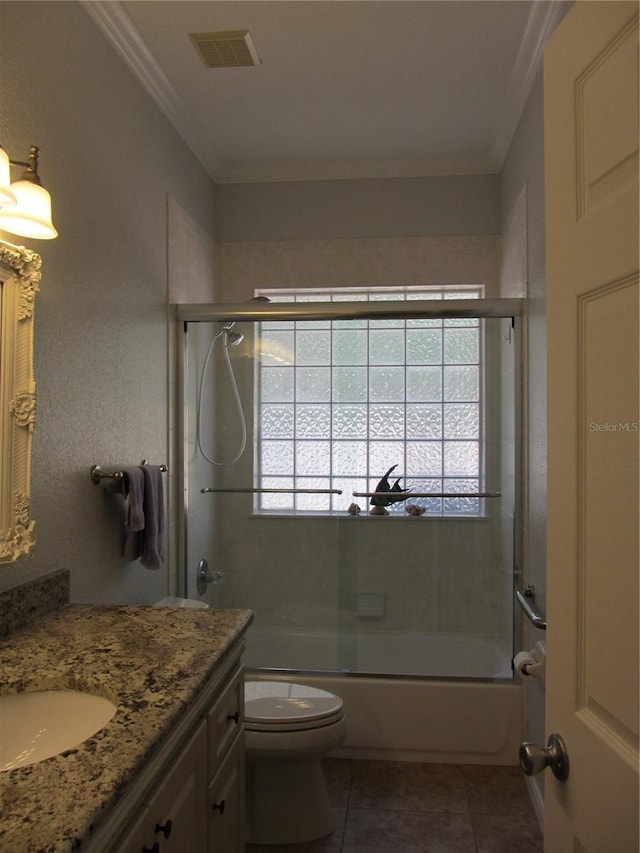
516;584;547;630
352;491;502;499
90;462;167;485
201;486;341;495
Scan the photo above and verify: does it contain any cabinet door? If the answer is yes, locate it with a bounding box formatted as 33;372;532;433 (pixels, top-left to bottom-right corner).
112;805;150;852
208;734;245;853
207;666;244;778
136;722;208;853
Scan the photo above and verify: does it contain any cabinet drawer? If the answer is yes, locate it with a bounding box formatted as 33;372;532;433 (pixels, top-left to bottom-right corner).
207;665;244;777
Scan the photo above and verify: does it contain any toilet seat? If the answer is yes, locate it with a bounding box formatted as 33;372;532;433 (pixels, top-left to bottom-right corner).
245;681;344;732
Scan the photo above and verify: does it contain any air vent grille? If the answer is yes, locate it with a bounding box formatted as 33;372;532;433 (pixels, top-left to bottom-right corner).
189;30;261;68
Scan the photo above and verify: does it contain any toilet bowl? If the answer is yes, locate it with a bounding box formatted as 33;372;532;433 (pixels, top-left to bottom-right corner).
244;680;346;845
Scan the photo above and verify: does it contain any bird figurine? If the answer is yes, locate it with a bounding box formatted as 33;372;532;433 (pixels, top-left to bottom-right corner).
370;465;411;506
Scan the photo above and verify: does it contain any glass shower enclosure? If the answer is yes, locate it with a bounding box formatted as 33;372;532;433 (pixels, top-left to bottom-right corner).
178;294;522;680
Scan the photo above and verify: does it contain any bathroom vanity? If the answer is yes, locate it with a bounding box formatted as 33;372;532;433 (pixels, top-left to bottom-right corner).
0;594;252;852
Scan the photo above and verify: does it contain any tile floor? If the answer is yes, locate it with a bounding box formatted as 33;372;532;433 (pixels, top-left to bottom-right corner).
246;758;543;852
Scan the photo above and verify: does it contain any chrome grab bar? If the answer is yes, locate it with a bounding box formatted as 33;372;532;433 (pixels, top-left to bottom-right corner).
201;487;342;495
516;584;547;630
352;491;501;499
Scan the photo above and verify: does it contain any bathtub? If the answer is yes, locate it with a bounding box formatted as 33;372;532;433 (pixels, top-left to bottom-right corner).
245;628;523;765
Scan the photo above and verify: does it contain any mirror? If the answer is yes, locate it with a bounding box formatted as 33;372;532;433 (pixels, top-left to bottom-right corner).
0;241;39;562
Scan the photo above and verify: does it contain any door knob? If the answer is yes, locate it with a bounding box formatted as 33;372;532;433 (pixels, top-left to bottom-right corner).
519;733;570;781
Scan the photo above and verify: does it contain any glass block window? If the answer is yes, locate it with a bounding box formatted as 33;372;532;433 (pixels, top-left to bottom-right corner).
255;286;485;515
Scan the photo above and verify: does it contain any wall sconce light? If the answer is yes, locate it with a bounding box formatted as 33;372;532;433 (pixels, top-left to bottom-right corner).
0;145;58;240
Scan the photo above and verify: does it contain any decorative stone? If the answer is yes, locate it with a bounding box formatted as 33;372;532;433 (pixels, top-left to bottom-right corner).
406;504;426;516
369;505;389;515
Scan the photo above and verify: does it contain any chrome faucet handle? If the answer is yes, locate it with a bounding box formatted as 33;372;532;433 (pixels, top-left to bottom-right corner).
196;558;225;595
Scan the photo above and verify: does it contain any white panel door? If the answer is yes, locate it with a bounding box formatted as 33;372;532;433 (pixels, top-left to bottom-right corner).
544;1;639;851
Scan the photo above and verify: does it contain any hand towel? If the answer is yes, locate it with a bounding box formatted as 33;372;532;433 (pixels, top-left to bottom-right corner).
140;465;164;570
121;467;145;562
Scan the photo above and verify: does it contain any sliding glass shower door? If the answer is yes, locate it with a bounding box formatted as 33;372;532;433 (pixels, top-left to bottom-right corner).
180;294;520;679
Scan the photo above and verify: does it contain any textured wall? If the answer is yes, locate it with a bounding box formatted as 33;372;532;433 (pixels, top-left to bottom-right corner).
215;175;500;243
0;1;216;602
216;236;500;300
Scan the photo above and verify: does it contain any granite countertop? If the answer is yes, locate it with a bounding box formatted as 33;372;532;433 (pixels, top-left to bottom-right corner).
0;604;253;853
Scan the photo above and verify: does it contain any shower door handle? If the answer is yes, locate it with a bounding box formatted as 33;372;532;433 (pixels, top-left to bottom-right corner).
519;734;570;781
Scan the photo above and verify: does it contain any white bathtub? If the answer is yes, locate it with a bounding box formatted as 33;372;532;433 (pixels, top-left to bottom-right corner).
244;628;523;765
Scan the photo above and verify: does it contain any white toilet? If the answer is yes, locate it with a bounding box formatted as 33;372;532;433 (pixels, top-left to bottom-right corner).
244;680;346;845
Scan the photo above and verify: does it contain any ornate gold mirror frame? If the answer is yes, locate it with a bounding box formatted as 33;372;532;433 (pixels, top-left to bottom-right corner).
0;241;40;562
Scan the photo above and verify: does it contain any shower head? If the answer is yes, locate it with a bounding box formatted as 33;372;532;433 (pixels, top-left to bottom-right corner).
215;321;244;347
225;329;244;347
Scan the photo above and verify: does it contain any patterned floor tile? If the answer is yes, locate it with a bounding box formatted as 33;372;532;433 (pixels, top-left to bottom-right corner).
245;759;544;852
246;807;346;852
343;808;477;852
472;812;543;853
462;765;534;815
349;760;468;814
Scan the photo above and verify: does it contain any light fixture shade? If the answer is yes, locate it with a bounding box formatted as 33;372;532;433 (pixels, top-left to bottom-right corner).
0;179;58;239
0;147;16;207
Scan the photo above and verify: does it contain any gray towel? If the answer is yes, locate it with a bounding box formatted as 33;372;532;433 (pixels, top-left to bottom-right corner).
121;467;145;562
140;465;164;570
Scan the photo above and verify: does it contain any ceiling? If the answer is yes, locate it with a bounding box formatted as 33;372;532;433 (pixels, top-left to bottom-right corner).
84;1;568;184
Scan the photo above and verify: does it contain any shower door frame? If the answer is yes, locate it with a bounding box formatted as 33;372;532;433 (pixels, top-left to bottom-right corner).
176;297;526;679
178;297;523;324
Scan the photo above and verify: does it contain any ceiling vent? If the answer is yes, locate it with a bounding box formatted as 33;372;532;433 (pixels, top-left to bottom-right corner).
189;30;261;68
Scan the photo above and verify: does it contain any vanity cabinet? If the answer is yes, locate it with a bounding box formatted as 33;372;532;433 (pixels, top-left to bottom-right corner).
1;600;253;852
107;652;245;853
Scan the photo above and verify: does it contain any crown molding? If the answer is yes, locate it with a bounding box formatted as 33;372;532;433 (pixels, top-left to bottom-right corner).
489;0;571;169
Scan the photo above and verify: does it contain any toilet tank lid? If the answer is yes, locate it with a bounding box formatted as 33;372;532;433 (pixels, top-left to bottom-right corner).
244;681;343;723
154;596;209;610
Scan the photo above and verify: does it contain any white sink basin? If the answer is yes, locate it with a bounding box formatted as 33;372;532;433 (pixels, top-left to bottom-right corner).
0;689;117;772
